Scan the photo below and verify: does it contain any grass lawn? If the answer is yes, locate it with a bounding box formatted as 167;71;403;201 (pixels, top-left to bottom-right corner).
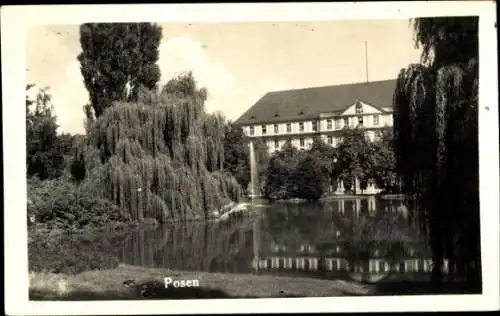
29;263;372;300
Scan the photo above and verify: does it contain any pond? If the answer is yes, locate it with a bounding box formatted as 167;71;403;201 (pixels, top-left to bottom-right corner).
115;196;436;283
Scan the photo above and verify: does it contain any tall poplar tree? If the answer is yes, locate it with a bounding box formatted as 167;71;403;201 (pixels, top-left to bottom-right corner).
78;23;162;117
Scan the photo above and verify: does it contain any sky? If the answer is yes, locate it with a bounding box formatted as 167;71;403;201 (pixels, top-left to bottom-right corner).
26;19;422;135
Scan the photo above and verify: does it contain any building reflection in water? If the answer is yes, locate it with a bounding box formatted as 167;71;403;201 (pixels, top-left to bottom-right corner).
250;197;444;277
116;196;434;279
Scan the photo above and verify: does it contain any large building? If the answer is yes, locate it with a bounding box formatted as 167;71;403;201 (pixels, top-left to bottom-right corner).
234;79;397;195
234;79;395;154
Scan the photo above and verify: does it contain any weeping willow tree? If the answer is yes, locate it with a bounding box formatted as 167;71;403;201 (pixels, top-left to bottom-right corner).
72;72;241;223
393;17;479;287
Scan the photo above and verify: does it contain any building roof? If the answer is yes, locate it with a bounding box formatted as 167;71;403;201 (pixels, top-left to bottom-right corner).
234;79;397;126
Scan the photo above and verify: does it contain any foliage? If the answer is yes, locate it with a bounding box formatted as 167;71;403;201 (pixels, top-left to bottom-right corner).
78;23;162;117
262;127;399;199
264;140;303;200
72;73;241;223
394;17;479;284
28;176;130;230
336;128;372;193
413;17;478;69
294;154;329;200
368;127;399;192
309;137;339;186
223;123;250;191
28;229;131;274
162;71;208;101
26;85;65;180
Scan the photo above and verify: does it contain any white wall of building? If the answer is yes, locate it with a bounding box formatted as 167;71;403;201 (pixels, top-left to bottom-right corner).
242;102;393;155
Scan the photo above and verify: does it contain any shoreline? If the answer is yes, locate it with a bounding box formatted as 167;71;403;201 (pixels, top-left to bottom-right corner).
29;264;479;300
29;263;372;300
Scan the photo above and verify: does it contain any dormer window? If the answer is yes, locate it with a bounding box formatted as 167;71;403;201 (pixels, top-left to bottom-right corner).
298;110;304;116
250;115;255;120
274;113;279;117
355;100;363;114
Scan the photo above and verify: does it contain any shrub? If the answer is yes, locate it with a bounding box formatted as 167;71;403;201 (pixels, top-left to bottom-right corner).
293;155;329;201
28;228;131;274
28;176;131;230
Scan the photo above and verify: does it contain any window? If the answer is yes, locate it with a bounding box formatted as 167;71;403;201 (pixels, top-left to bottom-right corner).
299;138;305;147
286;123;291;133
358;116;364;126
262;125;267;135
299;122;304;132
274;124;279;134
274;139;279;149
312;121;318;132
327;119;332;130
249;126;254;135
373;115;380;125
335;119;341;129
343;117;349;127
355;101;363;114
327;135;333;145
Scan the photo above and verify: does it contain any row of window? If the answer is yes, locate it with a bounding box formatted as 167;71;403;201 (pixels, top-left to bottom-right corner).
249;115;380;136
272;136;341;150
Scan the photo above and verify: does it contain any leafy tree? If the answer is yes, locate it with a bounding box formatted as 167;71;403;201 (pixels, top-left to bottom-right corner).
162;71;208;102
393;17;479;287
223;123;250;191
368;127;398;192
26;86;65;180
309;137;339;191
337;128;372;193
264;140;299;199
294;154;329;200
263;155;290;200
78;23;162;117
71;71;240;223
58;133;75;155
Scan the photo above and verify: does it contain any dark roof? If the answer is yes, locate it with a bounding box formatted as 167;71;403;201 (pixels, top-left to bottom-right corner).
234;79;397;126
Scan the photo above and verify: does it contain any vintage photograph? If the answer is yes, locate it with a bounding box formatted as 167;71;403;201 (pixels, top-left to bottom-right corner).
3;1;499;314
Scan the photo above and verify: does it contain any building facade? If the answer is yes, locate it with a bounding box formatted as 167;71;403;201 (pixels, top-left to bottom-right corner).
235;80;396;194
235;79;395;153
234;79;396;195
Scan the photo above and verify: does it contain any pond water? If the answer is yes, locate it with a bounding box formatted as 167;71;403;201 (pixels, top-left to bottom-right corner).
116;196;437;282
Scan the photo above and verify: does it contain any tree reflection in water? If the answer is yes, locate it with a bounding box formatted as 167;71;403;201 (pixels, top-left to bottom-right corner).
117;197;436;282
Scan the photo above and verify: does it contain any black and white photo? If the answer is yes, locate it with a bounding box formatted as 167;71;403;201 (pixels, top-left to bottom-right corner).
2;2;499;314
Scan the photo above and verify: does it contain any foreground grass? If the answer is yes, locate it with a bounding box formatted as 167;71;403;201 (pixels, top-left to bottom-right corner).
29;264;372;300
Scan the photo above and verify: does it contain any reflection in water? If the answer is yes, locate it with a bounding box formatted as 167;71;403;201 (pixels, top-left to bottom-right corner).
118;197;441;281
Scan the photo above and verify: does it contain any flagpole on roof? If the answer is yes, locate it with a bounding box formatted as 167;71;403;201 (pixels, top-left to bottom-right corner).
364;40;369;83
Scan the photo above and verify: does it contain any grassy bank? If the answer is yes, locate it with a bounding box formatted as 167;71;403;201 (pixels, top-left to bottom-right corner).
30;263;372;300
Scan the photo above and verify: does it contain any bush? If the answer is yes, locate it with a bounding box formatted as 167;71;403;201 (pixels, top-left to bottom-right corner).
28;228;131;274
27;176;74;219
28;176;131;230
294;155;329;201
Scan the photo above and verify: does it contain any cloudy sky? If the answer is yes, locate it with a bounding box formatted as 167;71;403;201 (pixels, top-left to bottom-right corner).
26;19;422;134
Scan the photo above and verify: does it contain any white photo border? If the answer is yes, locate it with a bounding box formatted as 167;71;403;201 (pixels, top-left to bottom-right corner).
2;1;498;314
